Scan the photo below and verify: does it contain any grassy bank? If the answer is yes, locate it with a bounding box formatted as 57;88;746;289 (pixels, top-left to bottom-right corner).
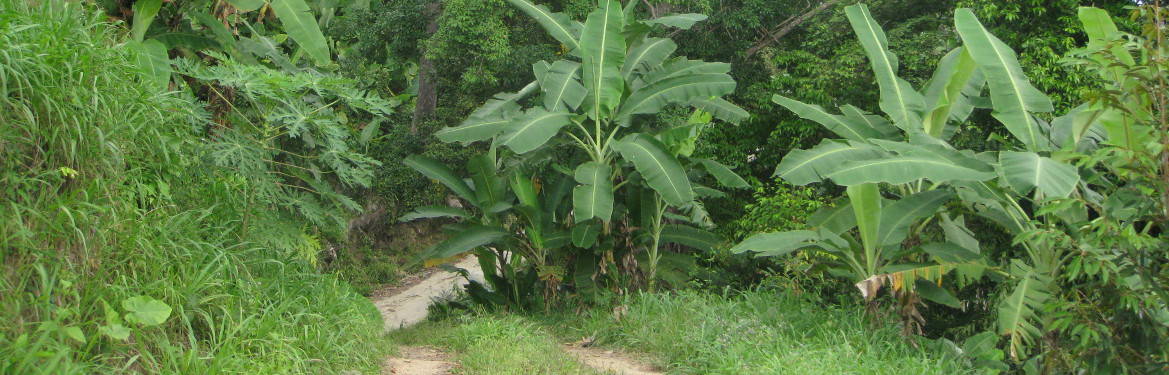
0;2;387;373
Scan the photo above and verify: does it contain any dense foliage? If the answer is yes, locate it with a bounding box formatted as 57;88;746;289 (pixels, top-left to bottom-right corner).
0;1;388;373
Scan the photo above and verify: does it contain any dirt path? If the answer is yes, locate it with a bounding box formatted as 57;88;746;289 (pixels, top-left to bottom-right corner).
373;256;484;331
564;344;663;375
374;256;662;375
381;346;456;375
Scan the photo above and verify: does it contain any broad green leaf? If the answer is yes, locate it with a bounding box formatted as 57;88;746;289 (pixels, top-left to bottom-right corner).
435;117;511;144
153;32;222;51
399;206;470;222
572;162;614;221
130;40;171;92
922;47;978;138
122;296;172;327
638;58;729;88
915;279;962;308
498;108;574;154
227;0;265;12
940;215;980;253
848;183;881;275
840;105;899;138
469;81;539;119
693;185;726;198
998;151;1079;198
467;155;506;208
695;159;748;189
690;97;749;124
62;326;86;343
774;95;885;141
580;0;626;119
613;134;694;206
877;190;952;246
622;37;676;78
869;140;995;173
423;225;508;260
956;9;1053;150
131;0;162;42
617;73;735;120
506;0;581;52
846;4;925;131
775;140;884;185
99;324;131;341
1078;7;1134;79
827;156;997;186
660;224;722;251
270;0;331;66
571;220;602;248
643;13;708;29
731;230;819;257
539;60;587;111
403;155;476;202
808;200;856;234
510;172;540;209
998;261;1052;360
1050;104;1106;150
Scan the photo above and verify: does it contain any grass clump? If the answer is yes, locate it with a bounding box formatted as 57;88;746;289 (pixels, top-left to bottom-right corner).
546;288;973;374
392;314;598;375
0;1;387;373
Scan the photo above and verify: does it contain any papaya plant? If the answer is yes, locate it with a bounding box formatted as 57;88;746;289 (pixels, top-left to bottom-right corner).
733;4;1095;362
404;0;749;295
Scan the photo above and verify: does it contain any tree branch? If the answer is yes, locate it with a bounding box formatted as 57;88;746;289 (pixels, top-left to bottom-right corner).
745;0;842;58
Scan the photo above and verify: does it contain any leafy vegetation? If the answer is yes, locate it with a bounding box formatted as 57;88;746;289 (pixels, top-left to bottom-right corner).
5;0;1169;374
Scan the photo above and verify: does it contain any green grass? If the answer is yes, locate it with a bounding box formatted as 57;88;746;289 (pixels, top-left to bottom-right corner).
0;1;388;373
391;314;599;375
540;289;973;375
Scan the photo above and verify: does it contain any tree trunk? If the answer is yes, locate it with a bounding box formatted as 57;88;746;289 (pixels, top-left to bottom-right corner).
412;1;442;134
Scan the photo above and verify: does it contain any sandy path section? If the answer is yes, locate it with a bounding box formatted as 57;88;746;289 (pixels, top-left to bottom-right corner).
564;344;664;375
373;256;484;331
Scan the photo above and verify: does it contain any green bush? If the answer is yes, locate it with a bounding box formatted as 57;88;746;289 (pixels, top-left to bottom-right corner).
0;2;386;373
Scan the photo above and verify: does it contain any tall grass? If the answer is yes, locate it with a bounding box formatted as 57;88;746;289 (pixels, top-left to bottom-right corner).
545;288;975;374
0;1;386;373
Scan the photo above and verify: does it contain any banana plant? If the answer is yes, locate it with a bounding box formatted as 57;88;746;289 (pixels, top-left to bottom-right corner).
734;4;1098;360
427;0;749;289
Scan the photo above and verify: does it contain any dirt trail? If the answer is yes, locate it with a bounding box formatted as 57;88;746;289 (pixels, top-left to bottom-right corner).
374;256;662;375
373;256;483;331
564;344;663;375
381;346;455;375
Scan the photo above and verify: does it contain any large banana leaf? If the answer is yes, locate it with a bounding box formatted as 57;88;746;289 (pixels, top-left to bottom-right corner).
498;108;574;154
399;206;470;222
622;37;676;79
998;261;1052;361
809;200;857;234
437;82;538;144
775;140;884;185
1078;7;1135;81
876;190;952;246
773;95;886;141
643;13;708;29
403;155;476;202
660;224;722;251
639;58;730;86
731;230;819;257
998;151;1080;198
849;184;881;275
613;134;694;206
423;225;508;260
617;73;734;120
580;0;626;120
922;48;978;138
870;140;995;173
839;105;900;138
955;9;1053;150
695;159;749;189
690;97;749;124
845;4;925;131
828;156;997;186
572;162;614;221
226;0;264;12
131;0;162;42
467;155;506;208
506;0;581;52
539;60;587;111
270;0;331;66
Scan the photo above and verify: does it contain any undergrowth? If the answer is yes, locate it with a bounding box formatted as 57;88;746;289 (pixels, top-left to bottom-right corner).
0;2;386;373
